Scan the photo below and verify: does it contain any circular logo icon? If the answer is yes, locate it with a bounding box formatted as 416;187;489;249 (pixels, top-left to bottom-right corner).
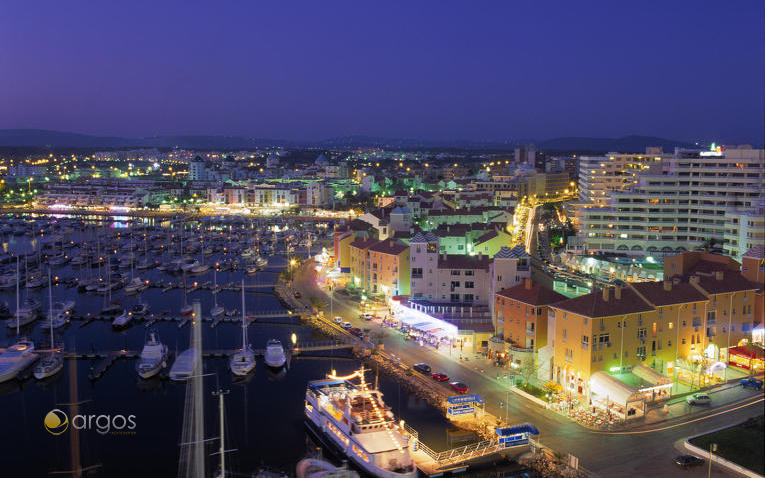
44;409;69;435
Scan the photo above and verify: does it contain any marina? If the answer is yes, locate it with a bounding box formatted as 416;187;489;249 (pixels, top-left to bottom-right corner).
0;214;506;477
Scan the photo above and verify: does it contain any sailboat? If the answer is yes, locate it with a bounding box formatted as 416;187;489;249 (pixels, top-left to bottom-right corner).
7;257;39;328
0;257;39;383
42;270;73;329
229;280;255;376
180;273;193;316
210;269;224;319
170;301;201;382
34;270;64;380
136;330;168;379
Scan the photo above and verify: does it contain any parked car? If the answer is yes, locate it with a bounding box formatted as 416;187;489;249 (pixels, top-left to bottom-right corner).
293;291;301;298
674;455;704;468
413;363;431;374
740;377;763;389
686;393;711;406
333;316;343;324
450;381;469;394
349;327;363;337
342;322;352;329
431;372;449;382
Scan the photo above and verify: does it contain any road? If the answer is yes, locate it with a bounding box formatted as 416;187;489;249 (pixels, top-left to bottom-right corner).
293;261;764;477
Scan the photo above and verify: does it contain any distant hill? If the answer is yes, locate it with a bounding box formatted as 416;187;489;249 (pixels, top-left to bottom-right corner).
536;135;696;153
0;129;284;149
0;129;697;153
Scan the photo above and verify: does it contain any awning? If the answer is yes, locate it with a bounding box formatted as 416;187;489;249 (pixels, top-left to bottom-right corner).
589;371;642;406
632;364;671;386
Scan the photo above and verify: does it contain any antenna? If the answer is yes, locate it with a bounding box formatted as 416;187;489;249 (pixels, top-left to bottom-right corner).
211;389;237;478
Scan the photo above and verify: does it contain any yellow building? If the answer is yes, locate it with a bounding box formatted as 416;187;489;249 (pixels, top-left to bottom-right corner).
550;273;758;396
366;240;410;296
349;237;378;289
349;237;410;297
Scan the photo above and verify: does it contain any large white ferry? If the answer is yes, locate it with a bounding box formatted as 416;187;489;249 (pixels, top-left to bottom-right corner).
304;368;417;478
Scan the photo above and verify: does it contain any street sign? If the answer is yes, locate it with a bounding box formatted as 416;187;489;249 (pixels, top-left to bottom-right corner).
446;393;485;405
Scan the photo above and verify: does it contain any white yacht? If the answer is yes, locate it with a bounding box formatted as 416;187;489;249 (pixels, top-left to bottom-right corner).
136;331;168;379
125;277;148;295
112;309;132;328
263;339;287;369
0;339;39;382
296;458;360;478
229;280;255;376
305;368;417;477
131;302;150;316
190;263;210;274
169;348;197;381
8;298;40;328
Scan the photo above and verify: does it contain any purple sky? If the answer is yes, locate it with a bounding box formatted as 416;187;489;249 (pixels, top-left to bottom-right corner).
1;1;763;143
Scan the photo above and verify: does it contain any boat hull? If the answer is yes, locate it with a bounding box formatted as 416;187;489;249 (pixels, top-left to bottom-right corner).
303;417;417;478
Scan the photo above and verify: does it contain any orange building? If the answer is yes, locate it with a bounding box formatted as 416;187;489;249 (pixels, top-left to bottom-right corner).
495;279;566;350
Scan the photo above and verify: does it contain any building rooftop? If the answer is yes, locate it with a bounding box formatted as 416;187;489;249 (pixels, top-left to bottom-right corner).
349;237;378;250
496;280;567;306
630;281;707;306
494;245;529;259
552;287;654;318
743;245;765;260
368;239;408;255
437;254;491;271
692;271;759;294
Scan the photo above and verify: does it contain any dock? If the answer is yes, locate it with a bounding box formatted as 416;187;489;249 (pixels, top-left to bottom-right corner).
403;423;539;476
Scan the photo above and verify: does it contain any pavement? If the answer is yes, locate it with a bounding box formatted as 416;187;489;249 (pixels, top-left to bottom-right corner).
291;258;765;478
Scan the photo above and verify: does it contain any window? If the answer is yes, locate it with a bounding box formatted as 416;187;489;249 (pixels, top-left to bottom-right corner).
636;346;646;358
411;267;423;279
450;293;460;302
450;281;460;289
451;270;461;276
638;328;646;339
464;294;474;302
562;329;567;342
465;270;474;276
465;281;474;289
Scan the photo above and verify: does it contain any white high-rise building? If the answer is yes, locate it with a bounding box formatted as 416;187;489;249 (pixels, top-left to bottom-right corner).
577;153;662;206
578;146;765;259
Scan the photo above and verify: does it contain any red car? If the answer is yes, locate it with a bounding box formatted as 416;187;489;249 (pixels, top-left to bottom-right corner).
449;381;469;394
431;372;449;382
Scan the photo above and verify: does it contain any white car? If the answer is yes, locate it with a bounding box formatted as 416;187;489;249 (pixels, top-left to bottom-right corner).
686;393;711;406
334;316;343;324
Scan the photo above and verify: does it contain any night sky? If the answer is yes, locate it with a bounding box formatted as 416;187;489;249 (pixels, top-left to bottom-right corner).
1;1;763;143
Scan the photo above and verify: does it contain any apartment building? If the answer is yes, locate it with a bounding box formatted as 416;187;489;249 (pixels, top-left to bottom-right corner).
495;278;567;350
577;146;765;258
365;240;410;296
577;153;659;206
408;232;530;327
549;272;758;398
348;237;410;296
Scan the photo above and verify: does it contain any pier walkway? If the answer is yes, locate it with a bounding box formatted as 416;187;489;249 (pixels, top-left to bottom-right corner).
403;423;538;476
67;340;354;381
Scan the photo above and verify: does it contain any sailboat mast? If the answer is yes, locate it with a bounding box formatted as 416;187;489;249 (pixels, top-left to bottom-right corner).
49;268;54;345
218;391;226;477
16;256;20;335
240;279;246;349
213;269;218;308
